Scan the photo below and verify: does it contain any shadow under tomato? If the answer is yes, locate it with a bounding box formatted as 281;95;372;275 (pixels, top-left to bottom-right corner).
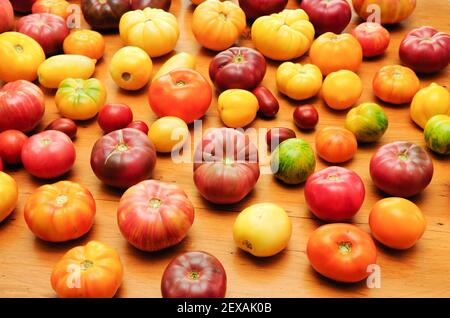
307;266;368;291
0;210;17;230
32;231;95;254
99;183;126;198
316;156;355;169
234;247;289;268
373;240;421;258
123;238;189;262
195;188;258;213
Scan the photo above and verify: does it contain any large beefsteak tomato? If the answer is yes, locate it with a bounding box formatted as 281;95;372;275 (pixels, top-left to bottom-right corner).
352;0;416;25
300;0;351;35
276;62;323;101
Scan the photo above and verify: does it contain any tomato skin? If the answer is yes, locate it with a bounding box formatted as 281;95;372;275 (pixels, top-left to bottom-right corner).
45;118;77;139
253;86;279;118
0;130;28;165
217;89;259;128
322;70;363;110
352;0;416;25
300;0;351;36
0;157;3;171
305;167;365;222
276;62;323;101
127;120;149;134
315;127;357;163
82;0;131;30
351;22;390;58
293;105;319;130
32;0;71;19
148;116;189;153
0;0;14;33
266;127;296;152
345;102;388;143
63;29;105;60
307;223;377;283
424;114;450;155
411;83;450;129
0;171;18;223
10;0;37;13
238;0;287;19
97;103;133;134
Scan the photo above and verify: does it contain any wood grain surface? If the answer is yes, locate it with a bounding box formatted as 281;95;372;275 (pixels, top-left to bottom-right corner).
1;0;449;298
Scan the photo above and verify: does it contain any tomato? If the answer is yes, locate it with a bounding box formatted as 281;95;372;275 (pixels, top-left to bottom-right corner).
0;157;3;171
315;127;357;163
192;0;245;51
81;0;131;30
276;62;323;101
252;9;314;61
300;0;351;35
253;86;279;118
127;120;149;134
271;138;316;184
322;70;363;110
351;22;390;58
0;32;45;82
217;89;259;128
32;0;71;19
266;127;296;152
162;251;226;298
21;130;76;179
55;78;106;120
293;105;319;130
411;83;450;129
149;69;212;124
148;116;189;153
233;203;292;257
63;29;105;60
51;241;123;298
372;65;420;105
131;0;171;11
307;223;377;283
424;115;450;155
11;0;36;12
193;128;260;204
305;167;365;222
24;181;95;242
209;47;267;91
370;141;433;197
153;52;196;82
310;33;363;76
45;118;77;139
0;130;28;165
0;0;14;34
0;80;45;133
345;102;388;143
352;0;416;25
97;103;133;134
0;172;18;223
120;8;179;57
118;180;194;251
369;197;426;249
90;128;157;188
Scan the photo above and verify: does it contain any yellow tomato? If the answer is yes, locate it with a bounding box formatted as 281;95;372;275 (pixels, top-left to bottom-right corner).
0;32;45;82
233;203;292;257
148;116;189;153
218;89;259;128
276;62;322;100
120;8;179;58
0;172;18;223
109;46;153;91
252;9;314;61
63;30;105;60
322;70;363;110
192;0;246;51
411;83;450;129
153;52;196;82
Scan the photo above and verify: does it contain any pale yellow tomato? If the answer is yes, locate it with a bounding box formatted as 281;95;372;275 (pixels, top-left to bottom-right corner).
148;116;189;153
218;89;259;128
322;70;363;110
0;172;18;223
276;62;323;100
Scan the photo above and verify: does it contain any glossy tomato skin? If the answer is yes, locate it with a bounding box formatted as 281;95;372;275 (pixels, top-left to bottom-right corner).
266;127;296;152
293;105;318;130
351;22;390;58
127;120;149;134
238;0;287;20
81;0;131;30
253;86;279;118
45;118;77;139
97;103;133;134
32;0;71;19
0;130;28;165
161;251;226;298
21;130;76;179
305;167;365;222
300;0;351;35
90;128;156;188
370;141;433;197
0;0;14;33
131;0;171;11
315;127;357;163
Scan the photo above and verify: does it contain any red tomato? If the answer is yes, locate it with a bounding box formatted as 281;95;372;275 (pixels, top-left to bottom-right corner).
238;0;287;19
90;128;156;188
0;0;14;33
10;0;36;12
305;166;365;222
307;223;377;283
161;251;227;298
300;0;351;35
0;157;3;171
253;86;279;118
126;120;149;134
351;22;390;58
45;118;77;139
118;180;194;251
266;127;296;152
21;130;76;179
293;105;319;130
0;130;28;165
97;103;133;133
149;69;212;124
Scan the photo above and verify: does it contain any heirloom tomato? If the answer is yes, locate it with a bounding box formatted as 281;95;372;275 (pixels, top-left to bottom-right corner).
45;118;77;139
253;86;279;118
369;197;426;250
120;8;179;57
293;105;319;130
266;127;296;152
148;116;189;153
0;80;45;133
32;0;70;19
233;203;292;257
131;0;171;11
0;0;14;33
0;172;18;223
192;0;245;51
315;127;357;163
127;120;149;134
351;22;390;58
307;223;377;283
117;180;194;252
217;89;258;128
63;30;105;60
370;141;433;197
0;130;28;165
0;158;2;171
300;0;351;35
424;115;450;155
24;181;95;242
322;70;363;110
153;52;196;82
352;0;416;25
252;9;314;61
51;241;123;298
81;0;131;30
10;0;36;12
97;103;133;133
276;62;322;101
0;32;45;82
372;65;419;105
238;0;287;20
90;128;157;188
55;78;106;120
305;167;365;222
411;83;450;129
193;128;260;204
345;102;388;143
161;251;226;298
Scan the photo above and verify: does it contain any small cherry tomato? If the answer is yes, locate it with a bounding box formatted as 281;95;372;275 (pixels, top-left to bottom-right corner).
98;103;133;134
253;86;279;118
127;120;149;134
266;127;296;152
45;118;77;139
293;105;319;130
0;130;28;165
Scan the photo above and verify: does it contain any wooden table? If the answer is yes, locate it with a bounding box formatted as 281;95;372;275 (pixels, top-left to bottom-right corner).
1;0;449;298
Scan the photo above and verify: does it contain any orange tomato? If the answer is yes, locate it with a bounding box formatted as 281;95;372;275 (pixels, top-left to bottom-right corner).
315;127;357;163
322;70;363;110
63;30;105;60
24;181;96;242
32;0;71;19
373;65;420;105
309;32;363;76
51;241;123;298
369;197;426;250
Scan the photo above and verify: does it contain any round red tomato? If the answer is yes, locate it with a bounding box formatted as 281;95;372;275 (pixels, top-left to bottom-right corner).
351;22;390;58
10;0;36;13
193;128;260;204
149;69;212;124
0;130;28;165
117;180;194;251
300;0;351;35
0;0;14;34
293;105;319;130
370;141;433;197
97;103;133;134
161;251;227;298
126;120;149;134
307;223;377;283
21;130;76;179
305;166;365;222
238;0;287;19
90;128;156;188
45;118;77;139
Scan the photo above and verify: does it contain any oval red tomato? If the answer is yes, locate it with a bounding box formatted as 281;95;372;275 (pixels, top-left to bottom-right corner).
97;103;133;134
0;130;28;165
351;22;390;58
300;0;351;35
253;86;279;118
293;105;319;130
45;118;77;139
127;120;149;134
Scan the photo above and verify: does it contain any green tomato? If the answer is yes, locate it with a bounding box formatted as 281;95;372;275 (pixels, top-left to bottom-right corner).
424;114;450;155
345;103;388;142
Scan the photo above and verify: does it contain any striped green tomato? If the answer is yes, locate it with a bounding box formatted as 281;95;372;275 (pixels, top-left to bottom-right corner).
424;115;450;155
345;103;388;142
